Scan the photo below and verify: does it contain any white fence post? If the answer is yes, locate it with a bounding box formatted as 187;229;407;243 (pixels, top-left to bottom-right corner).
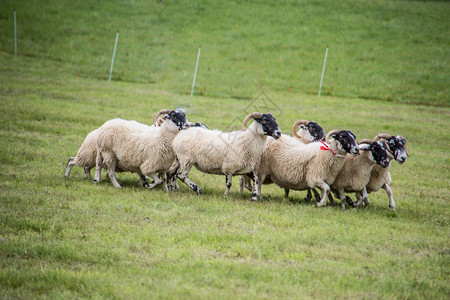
318;46;328;97
191;46;201;97
108;31;119;82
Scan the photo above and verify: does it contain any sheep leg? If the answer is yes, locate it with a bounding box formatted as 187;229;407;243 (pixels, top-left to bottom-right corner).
316;182;330;207
239;176;245;194
327;192;335;204
354;191;364;207
93;151;103;183
168;171;178;191
64;157;76;178
239;175;253;194
313;189;321;202
284;188;290;198
138;174;148;187
304;189;312;202
84;167;92;180
336;188;348;210
177;166;201;195
362;187;370;206
255;173;266;200
345;195;357;207
382;183;395;210
167;160;180;191
245;174;254;192
225;174;233;196
162;173;168;192
251;171;259;201
106;159;121;188
145;173;162;190
245;179;253;191
344;194;356;207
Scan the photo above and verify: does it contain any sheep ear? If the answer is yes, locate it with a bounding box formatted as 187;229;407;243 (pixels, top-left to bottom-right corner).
300;125;307;130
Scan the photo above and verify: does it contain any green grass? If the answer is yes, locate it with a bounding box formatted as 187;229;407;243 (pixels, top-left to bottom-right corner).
0;0;449;298
1;52;449;299
0;0;448;106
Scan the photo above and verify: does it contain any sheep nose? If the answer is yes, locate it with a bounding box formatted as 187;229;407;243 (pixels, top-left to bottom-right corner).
273;130;281;139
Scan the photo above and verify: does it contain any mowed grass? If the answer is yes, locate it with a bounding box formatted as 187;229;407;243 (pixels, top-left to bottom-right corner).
0;0;448;106
0;52;449;299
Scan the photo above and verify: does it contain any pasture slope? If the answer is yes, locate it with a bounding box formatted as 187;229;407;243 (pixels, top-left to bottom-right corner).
0;0;449;299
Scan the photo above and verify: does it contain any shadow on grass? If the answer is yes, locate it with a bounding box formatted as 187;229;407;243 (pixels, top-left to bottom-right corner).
62;174;406;220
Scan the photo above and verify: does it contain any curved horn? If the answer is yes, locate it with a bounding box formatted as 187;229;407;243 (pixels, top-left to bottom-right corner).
242;112;263;130
326;129;340;142
358;139;373;145
153;109;172;126
156;116;166;127
292;120;309;139
373;133;392;141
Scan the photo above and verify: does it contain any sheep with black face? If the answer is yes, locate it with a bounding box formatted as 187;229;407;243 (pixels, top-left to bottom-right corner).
65;116;162;187
169;112;281;201
255;129;360;206
239;119;326;200
360;134;409;210
330;139;390;209
93;109;189;190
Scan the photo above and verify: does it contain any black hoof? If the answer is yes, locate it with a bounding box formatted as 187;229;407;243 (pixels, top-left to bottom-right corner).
345;196;356;207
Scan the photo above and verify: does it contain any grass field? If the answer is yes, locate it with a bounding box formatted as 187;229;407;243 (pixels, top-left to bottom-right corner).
1;0;449;106
0;0;449;299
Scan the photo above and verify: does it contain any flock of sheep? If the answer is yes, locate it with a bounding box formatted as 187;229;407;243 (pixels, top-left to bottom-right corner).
65;108;408;210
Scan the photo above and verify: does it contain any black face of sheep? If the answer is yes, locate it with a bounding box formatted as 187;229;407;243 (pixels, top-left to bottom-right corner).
387;136;408;164
255;113;281;139
308;121;325;142
371;141;390;168
335;130;359;155
168;110;189;130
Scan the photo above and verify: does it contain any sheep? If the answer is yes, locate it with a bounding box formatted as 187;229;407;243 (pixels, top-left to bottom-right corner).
169;112;281;200
357;134;409;210
329;139;390;209
93;109;189;190
64;110;170;185
65;129;100;180
165;121;209;191
286;119;326;201
64;128;149;187
239;119;326;200
255;129;360;206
